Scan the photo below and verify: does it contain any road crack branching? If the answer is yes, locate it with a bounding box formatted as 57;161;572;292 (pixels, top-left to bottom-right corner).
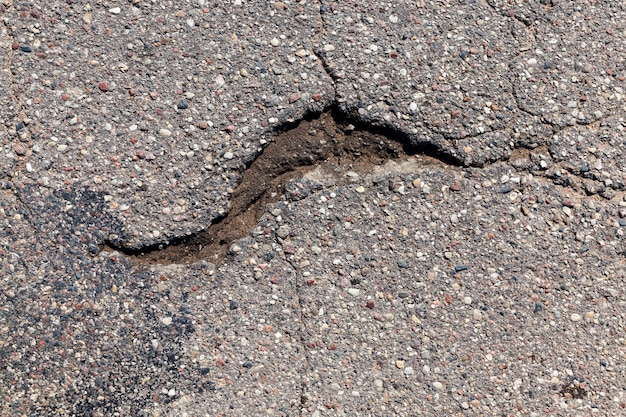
101;2;624;270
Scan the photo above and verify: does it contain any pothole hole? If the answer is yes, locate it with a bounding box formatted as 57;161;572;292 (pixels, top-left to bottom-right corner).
102;108;458;267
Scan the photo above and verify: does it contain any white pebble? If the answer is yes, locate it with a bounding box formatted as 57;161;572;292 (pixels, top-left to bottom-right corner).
433;381;443;390
109;7;121;14
161;317;172;326
277;225;291;239
347;288;360;297
570;313;582;322
463;297;472;305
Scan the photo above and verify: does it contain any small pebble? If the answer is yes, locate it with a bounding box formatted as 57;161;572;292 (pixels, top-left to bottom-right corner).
570;313;582;322
347;288;360;297
433;381;443;390
277;225;290;239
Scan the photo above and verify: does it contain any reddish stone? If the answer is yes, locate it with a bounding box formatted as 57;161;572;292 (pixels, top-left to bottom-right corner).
98;81;110;92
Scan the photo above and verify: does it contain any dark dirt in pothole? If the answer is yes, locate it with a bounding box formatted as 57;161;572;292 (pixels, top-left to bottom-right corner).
103;110;453;267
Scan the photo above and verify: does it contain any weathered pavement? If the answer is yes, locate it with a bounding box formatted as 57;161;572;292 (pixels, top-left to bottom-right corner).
1;1;626;416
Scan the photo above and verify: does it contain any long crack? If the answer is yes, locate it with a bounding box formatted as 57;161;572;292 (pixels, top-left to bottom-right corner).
103;99;625;269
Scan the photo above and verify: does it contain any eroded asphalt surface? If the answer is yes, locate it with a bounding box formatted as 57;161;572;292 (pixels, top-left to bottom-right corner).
1;1;626;416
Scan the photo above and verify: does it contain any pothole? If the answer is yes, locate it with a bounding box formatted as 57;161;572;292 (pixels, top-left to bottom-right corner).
102;109;459;267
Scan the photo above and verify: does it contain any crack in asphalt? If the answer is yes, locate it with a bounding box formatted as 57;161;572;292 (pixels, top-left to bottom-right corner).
280;256;310;417
314;0;549;163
